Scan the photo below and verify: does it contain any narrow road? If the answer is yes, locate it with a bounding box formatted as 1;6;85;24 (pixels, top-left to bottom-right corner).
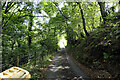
46;49;90;80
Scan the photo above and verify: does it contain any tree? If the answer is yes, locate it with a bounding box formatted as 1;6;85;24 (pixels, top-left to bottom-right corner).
98;2;108;24
28;2;34;50
77;2;90;36
118;1;120;11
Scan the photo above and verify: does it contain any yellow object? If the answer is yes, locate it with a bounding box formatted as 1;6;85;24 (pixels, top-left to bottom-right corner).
0;67;31;80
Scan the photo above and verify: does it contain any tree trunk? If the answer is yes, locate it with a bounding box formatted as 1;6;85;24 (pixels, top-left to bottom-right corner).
34;52;37;66
28;2;33;63
77;2;90;37
0;2;1;35
118;1;120;11
11;40;15;50
98;2;108;24
28;12;33;49
17;56;19;66
54;27;56;36
91;18;95;31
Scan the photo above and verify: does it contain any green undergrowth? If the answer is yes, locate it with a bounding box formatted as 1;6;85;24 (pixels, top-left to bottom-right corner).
21;52;56;79
67;21;120;78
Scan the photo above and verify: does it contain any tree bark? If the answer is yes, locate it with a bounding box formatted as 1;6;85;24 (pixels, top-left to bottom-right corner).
77;2;90;37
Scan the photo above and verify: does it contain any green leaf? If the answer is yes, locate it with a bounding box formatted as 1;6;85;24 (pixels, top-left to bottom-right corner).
103;53;109;59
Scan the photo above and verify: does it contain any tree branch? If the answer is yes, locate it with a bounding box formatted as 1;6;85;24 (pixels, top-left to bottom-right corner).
4;2;13;14
18;15;49;18
2;2;6;9
53;2;69;20
7;3;17;13
3;4;19;28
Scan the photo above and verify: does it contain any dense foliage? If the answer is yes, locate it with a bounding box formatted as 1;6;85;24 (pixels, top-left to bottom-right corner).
1;1;120;78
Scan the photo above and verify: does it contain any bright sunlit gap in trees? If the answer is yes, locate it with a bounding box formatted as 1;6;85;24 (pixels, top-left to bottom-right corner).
58;34;67;48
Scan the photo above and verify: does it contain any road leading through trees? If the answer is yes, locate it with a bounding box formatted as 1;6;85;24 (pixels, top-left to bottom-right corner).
46;49;89;80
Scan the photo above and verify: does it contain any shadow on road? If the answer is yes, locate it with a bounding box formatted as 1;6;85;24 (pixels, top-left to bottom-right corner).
46;48;90;80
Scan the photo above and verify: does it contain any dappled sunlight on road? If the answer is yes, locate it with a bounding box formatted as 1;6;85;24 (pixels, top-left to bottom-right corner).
49;65;70;73
50;66;59;72
48;54;69;73
46;50;89;80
